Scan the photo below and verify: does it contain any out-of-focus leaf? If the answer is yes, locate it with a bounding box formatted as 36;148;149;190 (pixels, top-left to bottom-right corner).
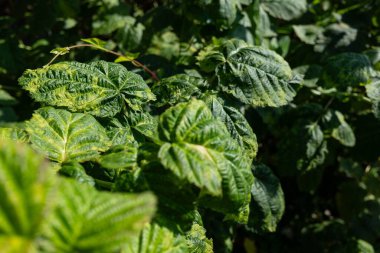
293;25;324;45
0;140;55;253
59;162;95;186
81;38;107;50
323;53;375;89
26;107;110;163
50;47;70;56
41;179;156;253
293;65;323;87
330;111;356;147
261;0;307;21
0;89;17;106
117;16;145;51
366;80;380;118
124;223;189;253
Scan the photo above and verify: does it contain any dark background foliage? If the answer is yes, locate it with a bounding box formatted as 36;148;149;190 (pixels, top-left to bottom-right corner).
1;0;379;252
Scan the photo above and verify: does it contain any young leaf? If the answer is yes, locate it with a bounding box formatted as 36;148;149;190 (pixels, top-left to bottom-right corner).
19;61;156;117
81;38;107;50
114;52;140;63
50;47;70;56
26;107;110;163
198;39;297;107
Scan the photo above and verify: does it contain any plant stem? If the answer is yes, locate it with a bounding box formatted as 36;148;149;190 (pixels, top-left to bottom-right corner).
46;43;159;81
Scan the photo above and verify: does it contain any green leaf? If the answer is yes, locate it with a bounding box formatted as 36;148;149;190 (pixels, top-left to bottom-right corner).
40;179;156;253
261;0;307;21
59;162;95;186
152;74;208;107
0;140;55;247
293;25;324;45
246;164;285;233
330;111;356;147
114;52;140;63
323;53;375;89
116;16;145;51
0;125;28;142
127;111;159;141
50;47;70;56
98;143;138;169
125;223;189;253
19;61;156;117
202;94;258;160
106;118;136;146
26;107;110;163
158;100;253;222
0;89;17;106
81;38;107;50
366;80;380;119
186;223;213;253
157;101;222;196
198;39;297;107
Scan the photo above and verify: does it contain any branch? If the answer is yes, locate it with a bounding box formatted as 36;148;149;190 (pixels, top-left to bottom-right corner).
46;44;159;81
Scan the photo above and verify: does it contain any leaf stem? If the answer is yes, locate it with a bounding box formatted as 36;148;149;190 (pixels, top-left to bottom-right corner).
46;43;159;81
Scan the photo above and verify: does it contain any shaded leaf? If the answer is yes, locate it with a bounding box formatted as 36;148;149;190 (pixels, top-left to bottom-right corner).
198;39;297;107
98;143;138;169
323;53;375;89
152;74;208;107
261;0;307;21
59;162;95;186
246;164;285;233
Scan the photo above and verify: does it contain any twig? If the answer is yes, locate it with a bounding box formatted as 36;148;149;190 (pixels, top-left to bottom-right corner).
46;43;159;81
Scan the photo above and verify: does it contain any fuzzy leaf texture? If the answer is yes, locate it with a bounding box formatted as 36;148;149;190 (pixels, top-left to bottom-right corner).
26;107;110;163
198;39;298;107
158;99;253;222
19;61;155;117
